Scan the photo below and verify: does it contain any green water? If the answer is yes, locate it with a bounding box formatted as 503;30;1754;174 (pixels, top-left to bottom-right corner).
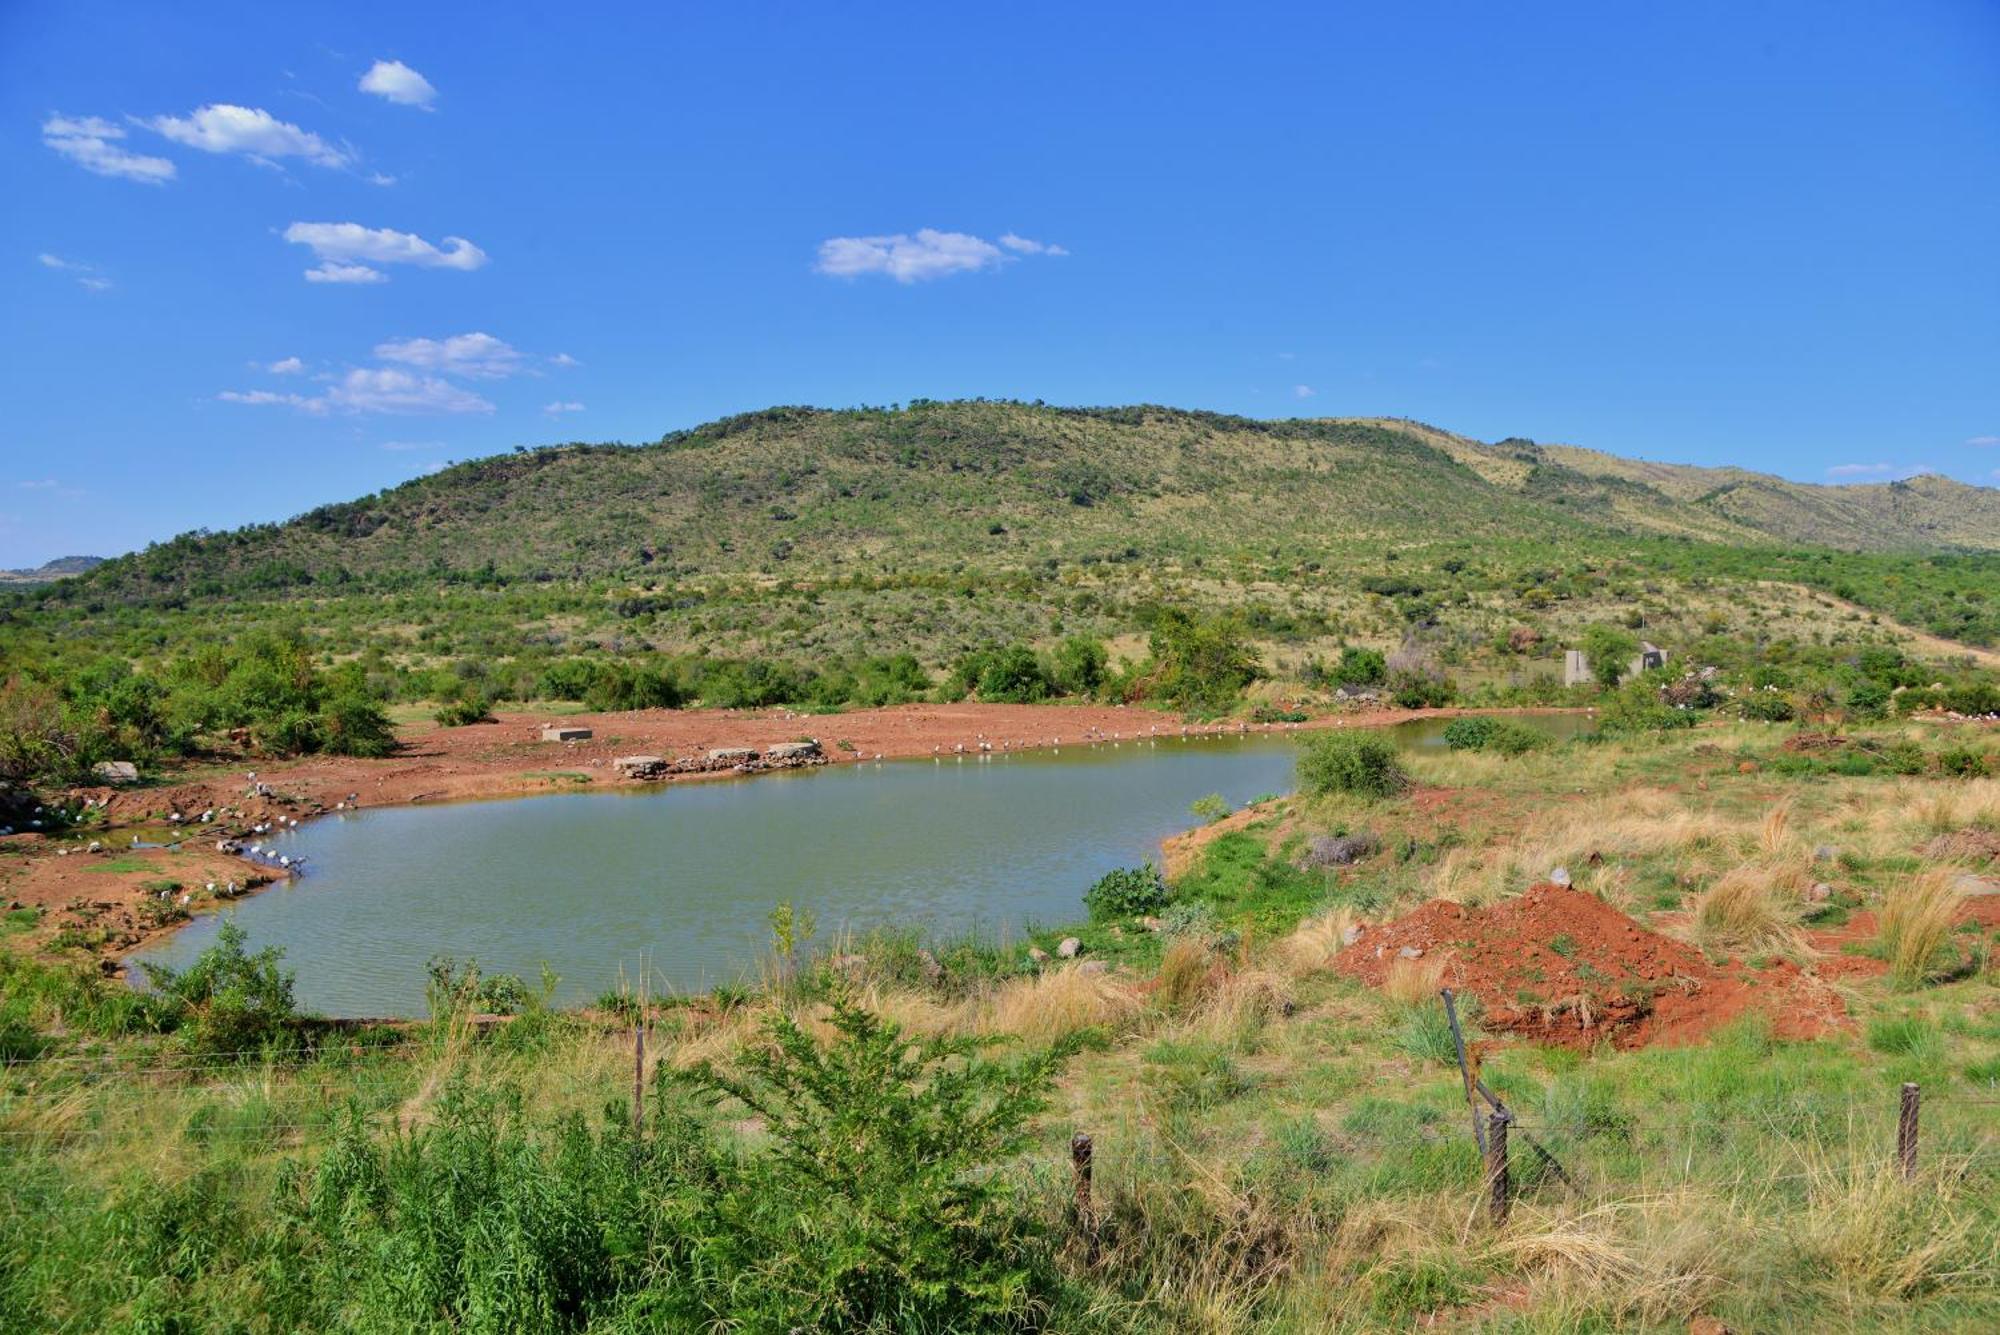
129;714;1590;1016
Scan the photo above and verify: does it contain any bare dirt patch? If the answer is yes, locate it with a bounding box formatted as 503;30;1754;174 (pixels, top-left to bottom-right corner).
1332;884;1847;1050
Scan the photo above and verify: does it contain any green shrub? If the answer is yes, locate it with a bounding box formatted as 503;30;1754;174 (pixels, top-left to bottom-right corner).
1296;731;1409;798
1084;864;1170;920
1739;691;1797;723
140;920;298;1057
1441;716;1547;755
1189;793;1232;824
1938;745;1991;779
666;995;1075;1330
1142;607;1262;710
1388;671;1454;709
432;694;496;727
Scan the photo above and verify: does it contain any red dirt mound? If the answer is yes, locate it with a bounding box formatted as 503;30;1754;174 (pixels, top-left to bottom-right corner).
1332;883;1845;1050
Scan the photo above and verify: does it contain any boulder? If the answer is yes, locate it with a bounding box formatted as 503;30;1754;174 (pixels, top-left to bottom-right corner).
541;725;593;742
765;740;822;761
1397;945;1425;960
93;761;140;785
1077;960;1110;976
1548;866;1572;887
706;747;759;763
1806;883;1833;903
1056;936;1082;959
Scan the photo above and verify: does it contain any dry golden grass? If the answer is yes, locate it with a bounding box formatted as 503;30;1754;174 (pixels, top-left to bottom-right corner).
1381;955;1446;1009
1790;1152;1984;1301
1274;907;1358;976
1181;966;1293;1042
1876;870;1965;990
1684;864;1812;960
1154;936;1217;1012
1759;801;1794;857
1485;1194;1737;1326
978;964;1140;1042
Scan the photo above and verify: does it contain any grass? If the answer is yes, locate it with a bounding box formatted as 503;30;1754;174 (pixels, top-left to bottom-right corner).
1686;864;1813;961
1877;871;1967;989
3;720;2000;1331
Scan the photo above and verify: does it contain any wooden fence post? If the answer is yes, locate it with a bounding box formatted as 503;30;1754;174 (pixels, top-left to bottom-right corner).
633;1021;646;1139
1484;1111;1511;1228
1071;1132;1097;1258
1897;1082;1920;1182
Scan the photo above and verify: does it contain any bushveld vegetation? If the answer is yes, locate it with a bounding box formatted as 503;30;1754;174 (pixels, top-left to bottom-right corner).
3;718;1997;1330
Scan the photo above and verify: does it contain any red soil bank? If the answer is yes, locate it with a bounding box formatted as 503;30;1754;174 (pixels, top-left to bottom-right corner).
1332;883;1846;1050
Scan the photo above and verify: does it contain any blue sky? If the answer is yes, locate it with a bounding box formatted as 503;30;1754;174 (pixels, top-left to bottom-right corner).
4;1;1998;567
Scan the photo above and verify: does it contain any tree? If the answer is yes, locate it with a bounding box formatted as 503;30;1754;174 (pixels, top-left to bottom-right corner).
1580;624;1640;688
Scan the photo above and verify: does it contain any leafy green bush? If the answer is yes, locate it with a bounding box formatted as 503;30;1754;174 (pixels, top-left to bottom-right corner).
1388;670;1454;709
1296;731;1409;798
665;995;1075;1330
1189;793;1232;824
1739;691;1796;723
432;694;496;727
1440;716;1547;755
1084;863;1170;920
1141;607;1262;711
1580;623;1640;688
140;921;298;1057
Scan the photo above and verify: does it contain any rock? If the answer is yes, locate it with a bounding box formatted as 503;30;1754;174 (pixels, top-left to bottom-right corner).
1056;936;1082;959
92;761;140;785
1077;960;1110;976
1807;883;1833;903
1138;916;1165;932
613;755;669;779
1812;845;1837;863
917;948;944;985
765;740;822;761
1299;832;1381;869
1397;945;1425;960
1341;925;1364;946
1027;946;1049;963
706;747;759;763
1548;866;1572;887
541;725;593;742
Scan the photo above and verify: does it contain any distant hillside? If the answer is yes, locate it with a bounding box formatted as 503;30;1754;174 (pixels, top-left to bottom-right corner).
42;403;2000;605
0;555;103;587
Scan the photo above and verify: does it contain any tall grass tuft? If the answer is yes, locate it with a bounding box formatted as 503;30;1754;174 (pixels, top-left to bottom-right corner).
1686;865;1810;960
1876;871;1964;990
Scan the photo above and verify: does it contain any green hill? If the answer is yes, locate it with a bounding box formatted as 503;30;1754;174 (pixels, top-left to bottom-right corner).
51;403;2000;605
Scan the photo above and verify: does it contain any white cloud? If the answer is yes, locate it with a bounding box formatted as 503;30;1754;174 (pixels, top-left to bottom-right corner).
374;332;523;378
42;114;175;183
359;59;438;108
816;229;1018;282
305;261;389;285
380;439;445;452
543;401;586;415
16;479;58;490
267;356;304;375
144;104;352;170
284;221;487;284
1968;435;2000;448
37;252;113;291
997;232;1069;256
218;389;316;410
1293;384;1316;399
1827;462;1937;482
219;368;494;416
549;352;581;368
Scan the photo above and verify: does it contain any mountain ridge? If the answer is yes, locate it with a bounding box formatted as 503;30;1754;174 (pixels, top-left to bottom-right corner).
35;402;2000;606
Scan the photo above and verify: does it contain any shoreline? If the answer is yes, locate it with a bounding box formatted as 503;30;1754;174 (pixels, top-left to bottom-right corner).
1;701;1587;977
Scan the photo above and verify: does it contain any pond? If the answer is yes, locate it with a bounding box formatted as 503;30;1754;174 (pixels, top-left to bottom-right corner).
128;713;1592;1016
